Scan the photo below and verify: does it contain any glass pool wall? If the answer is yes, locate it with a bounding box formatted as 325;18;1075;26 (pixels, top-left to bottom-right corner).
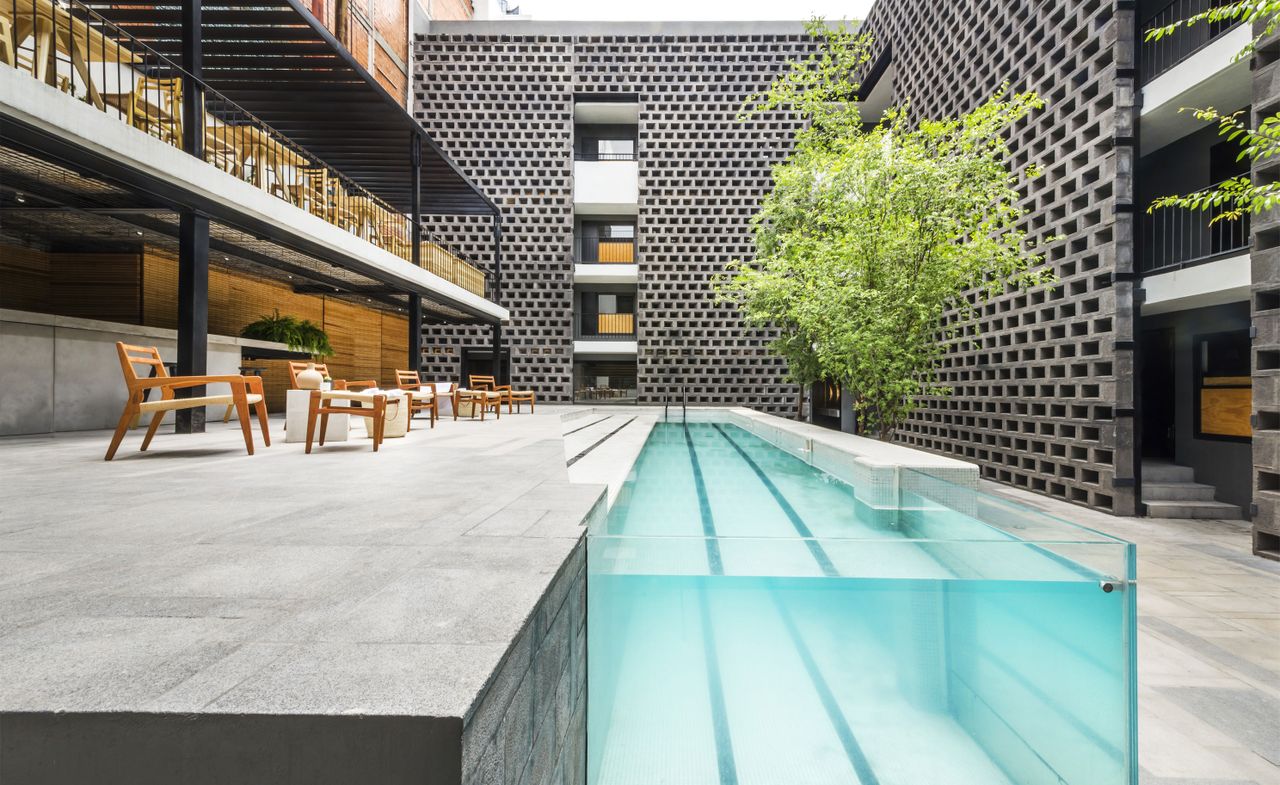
587;422;1137;785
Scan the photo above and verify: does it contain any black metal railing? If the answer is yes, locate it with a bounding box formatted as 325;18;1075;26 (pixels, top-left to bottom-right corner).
574;151;637;161
1142;179;1251;273
1141;0;1243;84
1;0;486;296
576;234;637;264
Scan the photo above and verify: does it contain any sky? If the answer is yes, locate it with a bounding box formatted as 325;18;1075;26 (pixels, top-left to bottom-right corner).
509;0;875;21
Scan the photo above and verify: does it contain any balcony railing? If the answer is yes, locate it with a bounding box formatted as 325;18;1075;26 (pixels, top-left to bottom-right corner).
574;152;637;161
0;0;486;298
1141;0;1243;84
577;235;636;264
1142;179;1251;273
579;312;636;338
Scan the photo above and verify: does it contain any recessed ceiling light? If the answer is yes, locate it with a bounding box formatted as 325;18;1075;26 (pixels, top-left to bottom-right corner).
223;256;229;261
14;193;25;203
135;230;143;236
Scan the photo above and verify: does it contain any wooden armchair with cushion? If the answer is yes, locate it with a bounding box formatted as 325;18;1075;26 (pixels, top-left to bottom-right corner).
469;374;536;414
395;369;437;428
106;343;269;460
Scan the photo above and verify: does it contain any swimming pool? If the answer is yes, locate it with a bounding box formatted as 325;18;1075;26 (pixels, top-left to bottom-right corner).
587;422;1137;785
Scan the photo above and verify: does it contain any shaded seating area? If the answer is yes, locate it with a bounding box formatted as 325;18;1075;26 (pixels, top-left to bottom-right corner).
395;369;439;428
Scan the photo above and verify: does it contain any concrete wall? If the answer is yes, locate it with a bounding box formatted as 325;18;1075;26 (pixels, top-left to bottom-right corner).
0;309;267;436
1143;302;1254;510
1250;24;1280;552
460;535;587;785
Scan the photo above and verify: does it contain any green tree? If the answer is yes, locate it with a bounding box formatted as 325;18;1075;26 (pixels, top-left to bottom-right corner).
1145;3;1280;220
717;22;1055;439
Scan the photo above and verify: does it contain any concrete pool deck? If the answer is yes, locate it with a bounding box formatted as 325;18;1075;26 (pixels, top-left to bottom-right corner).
0;407;1276;784
0;409;602;785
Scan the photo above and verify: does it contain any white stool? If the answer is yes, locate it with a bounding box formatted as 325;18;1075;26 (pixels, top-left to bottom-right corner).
286;388;348;443
354;390;410;439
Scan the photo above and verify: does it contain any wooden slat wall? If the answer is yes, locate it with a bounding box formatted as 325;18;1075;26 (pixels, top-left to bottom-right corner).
142;248;411;411
0;243;51;311
50;252;141;324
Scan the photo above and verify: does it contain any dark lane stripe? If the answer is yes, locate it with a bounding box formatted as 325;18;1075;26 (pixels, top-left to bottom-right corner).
710;424;839;578
710;424;881;784
563;415;612;436
682;424;737;784
683;424;724;575
697;590;739;785
566;417;635;467
774;598;881;785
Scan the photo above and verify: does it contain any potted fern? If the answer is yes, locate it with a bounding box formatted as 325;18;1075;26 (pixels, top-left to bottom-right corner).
240;310;334;359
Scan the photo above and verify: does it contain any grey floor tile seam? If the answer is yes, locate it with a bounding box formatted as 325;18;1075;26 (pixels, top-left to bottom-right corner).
1140;617;1280;689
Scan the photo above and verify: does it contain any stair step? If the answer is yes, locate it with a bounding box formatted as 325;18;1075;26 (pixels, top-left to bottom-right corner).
1143;500;1243;520
1143;462;1196;483
1142;482;1219;502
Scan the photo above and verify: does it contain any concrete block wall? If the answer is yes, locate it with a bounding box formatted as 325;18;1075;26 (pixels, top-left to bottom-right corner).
860;0;1141;516
415;10;1142;518
412;25;817;413
1249;23;1280;553
461;537;587;785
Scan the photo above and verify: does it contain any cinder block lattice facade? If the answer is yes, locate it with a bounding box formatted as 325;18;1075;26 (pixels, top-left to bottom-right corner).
412;24;816;414
861;1;1140;515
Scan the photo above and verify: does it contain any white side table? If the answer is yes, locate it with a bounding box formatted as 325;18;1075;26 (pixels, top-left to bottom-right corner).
285;388;348;443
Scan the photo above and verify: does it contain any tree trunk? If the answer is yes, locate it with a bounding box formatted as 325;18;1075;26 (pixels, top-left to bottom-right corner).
795;383;805;421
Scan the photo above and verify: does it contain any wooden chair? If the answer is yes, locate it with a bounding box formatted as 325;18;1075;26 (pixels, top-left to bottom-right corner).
106;343;269;461
453;388;501;421
305;390;390;453
395;369;437;428
288;361;376;391
125;75;184;148
470;374;536;414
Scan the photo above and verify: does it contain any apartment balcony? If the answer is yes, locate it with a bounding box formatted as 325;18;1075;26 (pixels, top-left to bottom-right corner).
573;154;639;215
574;311;638;355
0;0;501;321
1141;180;1252;313
574;235;638;284
1141;0;1251;153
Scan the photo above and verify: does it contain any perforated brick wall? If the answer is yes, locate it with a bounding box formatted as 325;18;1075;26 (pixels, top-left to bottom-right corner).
412;25;815;412
414;11;1139;516
1249;23;1280;548
860;0;1140;515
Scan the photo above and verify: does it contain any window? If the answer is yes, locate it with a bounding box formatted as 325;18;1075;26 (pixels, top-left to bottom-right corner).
1195;329;1252;441
596;139;634;159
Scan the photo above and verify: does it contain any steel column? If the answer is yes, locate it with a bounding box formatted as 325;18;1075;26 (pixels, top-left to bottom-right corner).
491;217;503;382
409;135;423;372
175;210;210;433
175;5;208;433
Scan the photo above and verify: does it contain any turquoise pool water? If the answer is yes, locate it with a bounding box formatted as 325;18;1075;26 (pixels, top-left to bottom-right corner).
587;422;1136;785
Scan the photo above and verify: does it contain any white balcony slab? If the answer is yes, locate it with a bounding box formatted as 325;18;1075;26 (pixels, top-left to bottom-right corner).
574;102;639;125
573;160;639;214
573;340;638;356
1141;25;1252;154
574;263;638;284
0;68;507;323
1141;253;1251;315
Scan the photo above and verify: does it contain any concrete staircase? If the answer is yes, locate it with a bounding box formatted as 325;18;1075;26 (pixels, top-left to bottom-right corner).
1142;462;1243;520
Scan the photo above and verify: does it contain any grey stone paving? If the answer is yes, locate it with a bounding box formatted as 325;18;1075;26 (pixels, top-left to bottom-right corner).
0;411;603;719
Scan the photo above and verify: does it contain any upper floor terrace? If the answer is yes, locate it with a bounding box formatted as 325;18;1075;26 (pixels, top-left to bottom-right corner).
0;0;501;316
